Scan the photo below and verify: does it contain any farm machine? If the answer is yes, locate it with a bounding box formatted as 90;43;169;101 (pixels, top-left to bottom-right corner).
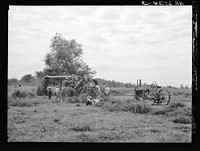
45;74;171;105
44;74;110;100
134;81;171;105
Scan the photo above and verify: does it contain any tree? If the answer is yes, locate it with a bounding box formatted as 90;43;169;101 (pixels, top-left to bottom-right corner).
35;71;44;79
20;74;36;84
43;33;94;76
180;84;184;89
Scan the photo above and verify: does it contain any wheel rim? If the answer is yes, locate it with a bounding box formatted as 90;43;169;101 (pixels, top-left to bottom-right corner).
155;87;171;105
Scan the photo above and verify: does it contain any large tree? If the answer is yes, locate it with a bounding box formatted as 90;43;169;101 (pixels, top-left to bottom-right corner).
43;33;95;76
35;71;44;79
21;74;35;83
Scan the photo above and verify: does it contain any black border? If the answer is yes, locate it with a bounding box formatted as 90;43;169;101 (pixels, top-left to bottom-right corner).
1;0;198;151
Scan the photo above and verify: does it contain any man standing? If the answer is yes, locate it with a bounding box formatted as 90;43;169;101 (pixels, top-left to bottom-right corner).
47;85;52;100
55;85;60;99
104;84;110;96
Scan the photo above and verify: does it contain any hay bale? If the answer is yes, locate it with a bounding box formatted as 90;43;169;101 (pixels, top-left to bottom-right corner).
11;90;36;99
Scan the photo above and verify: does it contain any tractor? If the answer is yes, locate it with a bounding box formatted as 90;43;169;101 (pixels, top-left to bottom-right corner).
134;81;171;105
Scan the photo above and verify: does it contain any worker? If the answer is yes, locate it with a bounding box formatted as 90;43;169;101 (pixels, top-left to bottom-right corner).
55;85;60;99
96;85;101;98
14;85;21;97
104;84;110;96
47;84;52;100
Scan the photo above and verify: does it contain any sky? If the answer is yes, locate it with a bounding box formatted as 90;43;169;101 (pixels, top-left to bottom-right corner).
8;6;192;87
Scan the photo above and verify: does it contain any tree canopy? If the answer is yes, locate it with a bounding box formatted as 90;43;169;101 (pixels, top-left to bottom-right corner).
21;74;35;83
43;33;95;77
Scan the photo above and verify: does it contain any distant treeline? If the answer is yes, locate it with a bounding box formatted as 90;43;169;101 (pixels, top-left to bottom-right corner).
8;74;188;89
7;77;135;88
8;74;40;86
8;74;136;88
95;78;136;88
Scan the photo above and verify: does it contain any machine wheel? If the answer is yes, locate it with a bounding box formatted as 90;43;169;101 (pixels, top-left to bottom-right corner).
153;87;171;105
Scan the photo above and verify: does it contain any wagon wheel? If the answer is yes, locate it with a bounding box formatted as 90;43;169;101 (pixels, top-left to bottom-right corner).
153;87;171;105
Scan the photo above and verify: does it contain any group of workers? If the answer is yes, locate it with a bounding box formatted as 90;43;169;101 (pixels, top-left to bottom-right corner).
46;84;60;100
46;82;110;105
86;83;110;105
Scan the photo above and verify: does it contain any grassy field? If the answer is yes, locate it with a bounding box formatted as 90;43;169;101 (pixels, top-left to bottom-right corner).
7;85;192;142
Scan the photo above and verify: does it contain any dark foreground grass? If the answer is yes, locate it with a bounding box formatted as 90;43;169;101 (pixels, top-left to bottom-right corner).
7;100;191;142
7;87;192;142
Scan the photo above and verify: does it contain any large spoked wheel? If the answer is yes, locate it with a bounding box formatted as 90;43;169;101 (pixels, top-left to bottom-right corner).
152;87;171;105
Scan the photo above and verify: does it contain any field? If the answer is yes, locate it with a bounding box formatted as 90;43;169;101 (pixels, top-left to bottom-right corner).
7;86;192;142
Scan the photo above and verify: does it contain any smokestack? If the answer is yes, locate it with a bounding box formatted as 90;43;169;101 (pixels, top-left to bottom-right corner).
139;79;141;87
137;79;138;86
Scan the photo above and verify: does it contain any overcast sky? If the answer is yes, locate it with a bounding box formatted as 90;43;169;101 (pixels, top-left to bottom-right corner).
8;6;192;87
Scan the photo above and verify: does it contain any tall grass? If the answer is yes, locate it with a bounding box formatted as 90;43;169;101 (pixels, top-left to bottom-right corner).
150;102;191;120
8;85;37;97
95;97;152;114
8;97;48;107
167;88;191;96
